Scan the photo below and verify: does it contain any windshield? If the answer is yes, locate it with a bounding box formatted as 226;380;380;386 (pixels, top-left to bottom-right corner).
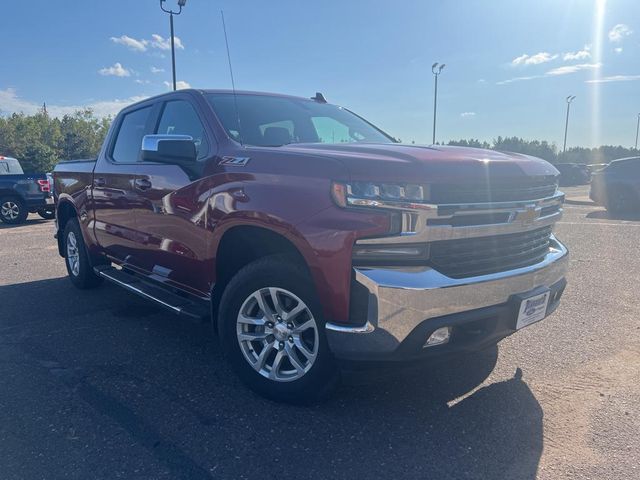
206;93;394;147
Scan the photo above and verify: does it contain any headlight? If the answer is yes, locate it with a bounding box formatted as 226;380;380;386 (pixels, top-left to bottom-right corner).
331;181;430;208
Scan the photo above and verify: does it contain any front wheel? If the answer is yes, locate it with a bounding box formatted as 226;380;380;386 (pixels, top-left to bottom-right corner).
218;256;338;403
0;196;28;224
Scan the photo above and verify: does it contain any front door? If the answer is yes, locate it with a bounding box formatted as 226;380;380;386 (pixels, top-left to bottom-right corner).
130;98;217;296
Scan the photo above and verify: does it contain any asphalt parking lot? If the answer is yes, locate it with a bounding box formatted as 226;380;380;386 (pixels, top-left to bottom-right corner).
1;188;639;480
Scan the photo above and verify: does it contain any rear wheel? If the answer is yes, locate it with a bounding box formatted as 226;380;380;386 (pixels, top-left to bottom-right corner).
0;196;28;225
63;218;103;289
218;256;338;403
37;208;55;220
607;187;638;213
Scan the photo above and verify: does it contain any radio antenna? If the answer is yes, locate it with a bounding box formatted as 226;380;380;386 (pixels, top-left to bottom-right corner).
221;10;243;145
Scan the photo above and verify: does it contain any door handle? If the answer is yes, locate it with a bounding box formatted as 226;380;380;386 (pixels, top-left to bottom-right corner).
93;177;106;187
135;178;152;191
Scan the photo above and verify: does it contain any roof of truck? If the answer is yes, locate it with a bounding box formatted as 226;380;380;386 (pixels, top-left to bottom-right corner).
123;89;325;111
198;89;319;101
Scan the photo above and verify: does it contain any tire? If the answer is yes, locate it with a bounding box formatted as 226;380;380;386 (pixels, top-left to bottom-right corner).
0;196;28;225
218;255;338;403
63;218;104;289
607;187;637;214
37;208;55;220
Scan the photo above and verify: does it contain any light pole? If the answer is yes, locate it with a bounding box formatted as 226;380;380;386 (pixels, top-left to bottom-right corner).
431;62;445;144
159;0;187;91
635;113;640;150
562;95;576;155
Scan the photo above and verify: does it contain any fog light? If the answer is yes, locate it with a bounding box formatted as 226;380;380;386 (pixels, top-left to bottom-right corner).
424;327;451;347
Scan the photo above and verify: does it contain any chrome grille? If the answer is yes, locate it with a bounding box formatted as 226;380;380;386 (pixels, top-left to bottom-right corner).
429;226;553;278
430;178;558;203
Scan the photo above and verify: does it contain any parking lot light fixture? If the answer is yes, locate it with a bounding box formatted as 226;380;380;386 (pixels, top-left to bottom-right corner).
563;95;576;155
431;62;446;145
159;0;187;91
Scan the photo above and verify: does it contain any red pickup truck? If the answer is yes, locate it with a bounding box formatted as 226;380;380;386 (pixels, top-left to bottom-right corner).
53;89;568;402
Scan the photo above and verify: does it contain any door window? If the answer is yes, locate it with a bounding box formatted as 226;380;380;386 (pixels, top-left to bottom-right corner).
156;101;209;159
111;106;152;163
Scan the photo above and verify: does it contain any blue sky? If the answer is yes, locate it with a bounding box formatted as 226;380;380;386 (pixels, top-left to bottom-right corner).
1;0;639;148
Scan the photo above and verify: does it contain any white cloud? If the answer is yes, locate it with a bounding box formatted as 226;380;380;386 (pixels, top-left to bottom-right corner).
614;47;623;54
608;24;632;42
460;112;476;118
150;66;165;74
0;88;41;116
98;62;131;77
546;62;601;76
110;33;184;53
511;54;529;65
135;79;151;85
563;45;591;61
164;80;191;90
496;75;542;85
0;88;146;118
511;45;595;67
498;62;602;84
110;35;148;52
150;34;184;51
585;74;640;84
512;52;557;66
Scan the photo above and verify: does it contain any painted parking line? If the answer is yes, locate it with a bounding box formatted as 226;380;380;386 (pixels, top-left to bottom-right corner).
557;221;640;227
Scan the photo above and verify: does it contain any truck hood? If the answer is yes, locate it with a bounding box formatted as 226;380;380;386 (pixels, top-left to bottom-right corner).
276;143;559;185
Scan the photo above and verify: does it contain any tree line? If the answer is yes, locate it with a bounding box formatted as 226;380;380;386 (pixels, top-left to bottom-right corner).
447;137;639;165
0;109;111;173
1;110;638;173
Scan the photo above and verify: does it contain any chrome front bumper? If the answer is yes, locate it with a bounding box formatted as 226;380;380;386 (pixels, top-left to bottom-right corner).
325;235;568;360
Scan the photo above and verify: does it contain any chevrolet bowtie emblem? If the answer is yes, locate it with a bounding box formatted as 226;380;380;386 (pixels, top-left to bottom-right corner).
514;205;540;225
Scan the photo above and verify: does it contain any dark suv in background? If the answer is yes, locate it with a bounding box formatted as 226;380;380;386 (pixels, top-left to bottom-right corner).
0;155;54;224
554;163;590;186
590;157;640;213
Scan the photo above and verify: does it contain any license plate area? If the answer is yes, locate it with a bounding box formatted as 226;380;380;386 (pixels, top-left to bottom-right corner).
515;290;550;330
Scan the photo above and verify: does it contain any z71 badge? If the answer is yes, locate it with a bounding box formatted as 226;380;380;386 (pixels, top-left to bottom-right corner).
219;156;250;167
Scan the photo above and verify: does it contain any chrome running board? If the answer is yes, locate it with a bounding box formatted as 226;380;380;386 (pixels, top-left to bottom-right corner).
94;266;209;321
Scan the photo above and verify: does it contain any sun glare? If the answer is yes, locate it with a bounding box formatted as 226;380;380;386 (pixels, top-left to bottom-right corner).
591;0;606;148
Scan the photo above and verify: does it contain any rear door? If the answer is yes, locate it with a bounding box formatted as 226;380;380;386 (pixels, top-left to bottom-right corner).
128;95;218;295
92;104;154;262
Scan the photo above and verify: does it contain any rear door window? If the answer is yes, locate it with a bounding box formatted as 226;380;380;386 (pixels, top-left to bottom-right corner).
111;106;152;163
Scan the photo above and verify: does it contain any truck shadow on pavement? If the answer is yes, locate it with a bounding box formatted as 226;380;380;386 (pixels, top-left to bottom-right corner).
0;277;543;480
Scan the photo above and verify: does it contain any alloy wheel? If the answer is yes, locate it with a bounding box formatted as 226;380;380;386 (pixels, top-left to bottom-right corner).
66;231;80;276
1;201;20;221
236;287;319;382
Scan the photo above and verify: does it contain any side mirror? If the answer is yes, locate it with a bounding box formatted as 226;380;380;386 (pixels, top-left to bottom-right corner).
141;135;197;164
